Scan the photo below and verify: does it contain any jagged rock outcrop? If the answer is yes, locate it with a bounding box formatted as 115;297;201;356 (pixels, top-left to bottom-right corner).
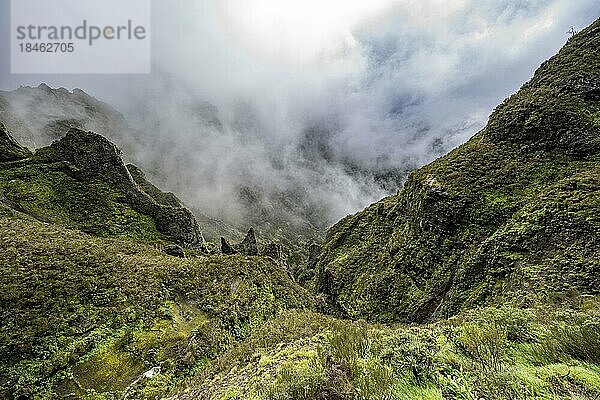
34;128;128;179
314;18;600;323
220;237;238;255
1;128;206;249
41;129;206;248
262;242;288;269
219;229;291;268
238;228;258;256
221;228;260;256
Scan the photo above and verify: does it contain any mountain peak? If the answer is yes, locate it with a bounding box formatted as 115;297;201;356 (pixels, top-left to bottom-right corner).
38;128;125;179
486;17;600;157
37;82;52;92
4;128;206;249
0;84;128;149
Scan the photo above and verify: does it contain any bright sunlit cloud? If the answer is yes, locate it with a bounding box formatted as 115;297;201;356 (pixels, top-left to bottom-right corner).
215;0;398;66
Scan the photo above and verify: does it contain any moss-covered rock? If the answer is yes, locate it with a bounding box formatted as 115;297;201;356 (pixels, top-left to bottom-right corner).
0;128;205;248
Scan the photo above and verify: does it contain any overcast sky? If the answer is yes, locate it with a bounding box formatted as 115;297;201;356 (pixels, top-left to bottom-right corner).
1;0;599;227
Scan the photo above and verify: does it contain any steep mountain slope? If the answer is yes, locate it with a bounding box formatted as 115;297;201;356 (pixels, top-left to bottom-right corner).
313;18;600;323
0;83;395;247
0;125;204;247
169;19;600;400
0;85;244;242
0;123;32;162
2;125;599;400
2;17;600;400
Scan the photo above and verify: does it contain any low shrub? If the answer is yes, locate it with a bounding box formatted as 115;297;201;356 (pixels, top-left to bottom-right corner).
535;317;600;364
455;323;507;373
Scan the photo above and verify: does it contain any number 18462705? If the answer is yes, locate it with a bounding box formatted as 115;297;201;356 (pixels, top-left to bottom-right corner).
19;42;75;53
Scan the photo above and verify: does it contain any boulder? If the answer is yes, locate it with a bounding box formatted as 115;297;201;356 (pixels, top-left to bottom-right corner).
163;244;185;258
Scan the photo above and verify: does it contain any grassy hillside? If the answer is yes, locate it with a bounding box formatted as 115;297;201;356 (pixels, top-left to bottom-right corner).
0;205;311;398
0;124;312;398
312;18;600;323
4;203;596;400
178;304;600;400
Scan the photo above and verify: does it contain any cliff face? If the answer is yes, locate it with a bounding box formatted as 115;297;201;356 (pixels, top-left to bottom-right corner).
0;122;32;163
314;19;600;323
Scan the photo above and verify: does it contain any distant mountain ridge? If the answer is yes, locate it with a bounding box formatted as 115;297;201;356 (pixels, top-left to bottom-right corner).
0;84;248;242
0;82;406;246
0;83;129;149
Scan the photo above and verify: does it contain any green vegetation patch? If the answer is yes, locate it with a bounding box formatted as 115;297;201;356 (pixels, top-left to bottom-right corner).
0;206;311;398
